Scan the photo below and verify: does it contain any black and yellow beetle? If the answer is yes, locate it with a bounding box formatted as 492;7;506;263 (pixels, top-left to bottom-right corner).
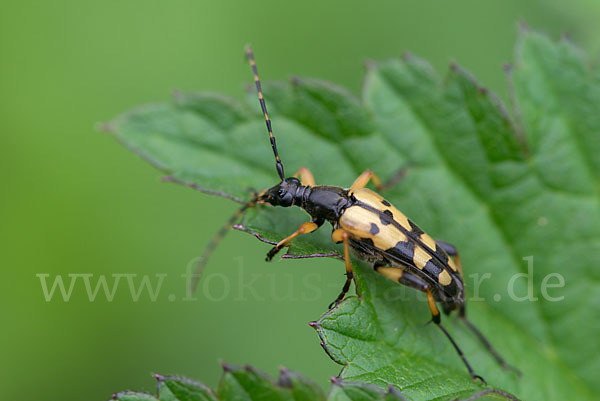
186;47;520;384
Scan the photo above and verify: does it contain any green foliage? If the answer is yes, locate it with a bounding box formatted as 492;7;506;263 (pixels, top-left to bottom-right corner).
108;29;600;401
110;366;406;401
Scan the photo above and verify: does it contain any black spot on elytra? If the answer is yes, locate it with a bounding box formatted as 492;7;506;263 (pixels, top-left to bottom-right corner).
385;241;414;263
370;223;380;235
380;209;393;225
424;260;442;276
408;220;424;235
435;245;450;263
381;199;391;207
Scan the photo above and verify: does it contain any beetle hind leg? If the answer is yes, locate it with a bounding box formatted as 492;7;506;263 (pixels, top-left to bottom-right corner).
375;265;485;383
425;288;486;383
436;239;520;376
459;306;522;376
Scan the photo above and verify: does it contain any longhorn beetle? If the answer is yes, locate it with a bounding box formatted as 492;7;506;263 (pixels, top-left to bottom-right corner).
180;47;521;384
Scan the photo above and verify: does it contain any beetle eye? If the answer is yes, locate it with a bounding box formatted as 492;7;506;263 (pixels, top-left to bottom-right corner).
278;188;286;197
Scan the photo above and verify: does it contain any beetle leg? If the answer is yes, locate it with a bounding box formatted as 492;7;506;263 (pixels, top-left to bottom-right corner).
292;167;316;186
350;170;383;191
434;239;520;377
424;288;486;384
459;306;522;376
376;263;485;383
265;220;322;261
351;164;412;192
329;229;354;308
380;164;411;191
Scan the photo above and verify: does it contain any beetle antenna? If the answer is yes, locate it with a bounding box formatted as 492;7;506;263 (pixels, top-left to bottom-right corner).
189;199;256;293
246;46;285;181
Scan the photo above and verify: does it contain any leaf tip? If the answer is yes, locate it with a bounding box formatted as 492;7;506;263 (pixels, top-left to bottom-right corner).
221;361;234;372
561;31;573;42
96;121;115;133
171;88;183;100
387;384;407;399
517;20;529;32
364;59;376;71
277;366;293;388
290;75;302;86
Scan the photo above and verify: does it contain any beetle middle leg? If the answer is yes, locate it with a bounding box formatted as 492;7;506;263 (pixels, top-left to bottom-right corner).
329;228;354;308
351;170;383;191
266;219;323;261
351;164;411;192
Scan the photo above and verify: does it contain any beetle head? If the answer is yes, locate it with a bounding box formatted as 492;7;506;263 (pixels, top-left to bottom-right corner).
259;177;301;207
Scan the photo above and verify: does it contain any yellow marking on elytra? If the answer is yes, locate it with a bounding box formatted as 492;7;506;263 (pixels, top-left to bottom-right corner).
413;245;432;270
438;270;452;286
420;232;436;251
376;266;404;282
339;205;406;250
350;188;411;229
447;256;458;272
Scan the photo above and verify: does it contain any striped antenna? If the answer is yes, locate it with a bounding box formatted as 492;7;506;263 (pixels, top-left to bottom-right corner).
246;46;285;181
189;201;254;293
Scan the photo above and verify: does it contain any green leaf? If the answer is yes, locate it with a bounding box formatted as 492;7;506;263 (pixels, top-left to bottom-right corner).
113;368;405;401
112;392;159;401
108;28;600;401
157;374;218;401
328;379;406;401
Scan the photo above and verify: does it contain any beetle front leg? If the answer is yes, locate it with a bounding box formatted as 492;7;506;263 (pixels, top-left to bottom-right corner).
329;228;354;308
265;220;323;261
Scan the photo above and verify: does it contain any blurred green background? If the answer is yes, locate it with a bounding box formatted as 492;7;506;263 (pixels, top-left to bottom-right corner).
1;1;599;400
